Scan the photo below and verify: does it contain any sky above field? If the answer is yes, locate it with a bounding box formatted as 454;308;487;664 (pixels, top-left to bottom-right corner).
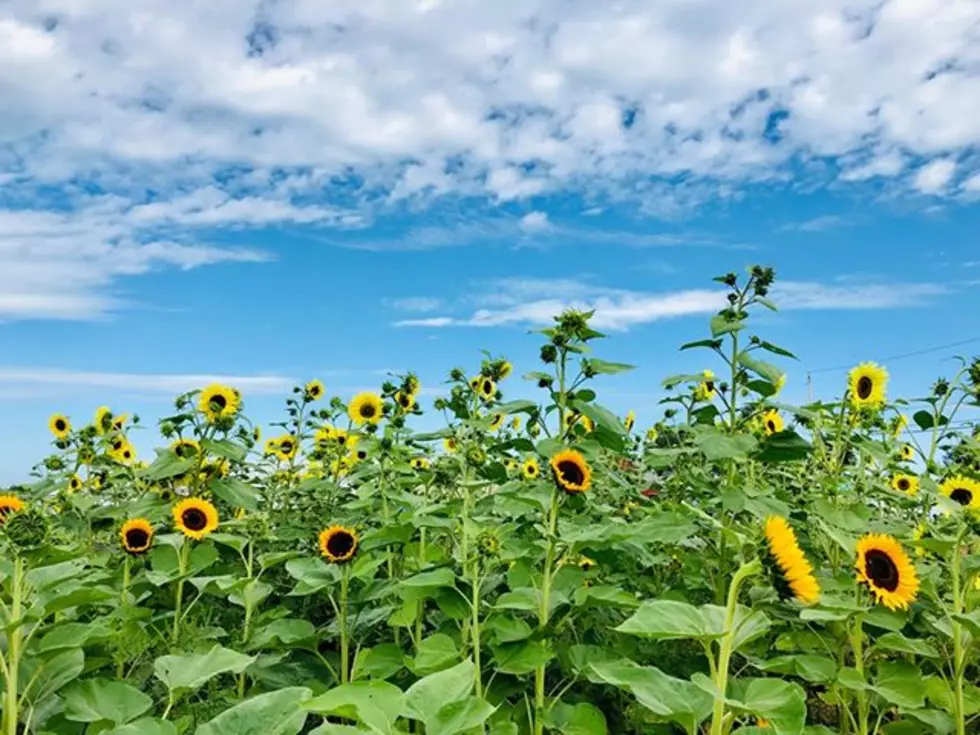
1;0;979;483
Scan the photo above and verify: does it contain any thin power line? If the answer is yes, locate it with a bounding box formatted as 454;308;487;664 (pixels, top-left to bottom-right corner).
808;336;980;375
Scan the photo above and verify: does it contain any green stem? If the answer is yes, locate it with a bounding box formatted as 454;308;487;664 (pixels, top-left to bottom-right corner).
534;489;561;735
848;613;869;735
471;562;483;698
709;559;762;735
4;556;24;735
951;529;967;735
172;541;190;644
340;566;350;685
117;556;131;679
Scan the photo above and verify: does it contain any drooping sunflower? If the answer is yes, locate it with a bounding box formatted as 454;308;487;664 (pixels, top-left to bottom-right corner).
479;377;496;402
443;437;458;453
625;410;636;433
171;438;201;459
939;476;980;510
112;414;128;432
0;494;25;523
68;474;83;493
498;361;513;380
762;516;820;604
173;497;219;540
488;413;504;432
762;409;784;436
565;412;595;434
550;449;592;494
305;380;325;402
120;518;154;554
49;414;71;440
94;406;113;434
890;473;920;497
198;384;240;422
395;391;415;411
899;444;915;462
848;362;888;409
410;456;430;470
348;392;384;426
318;525;359;564
274;435;299;462
855;533;919;610
694;370;717;402
522;457;541;480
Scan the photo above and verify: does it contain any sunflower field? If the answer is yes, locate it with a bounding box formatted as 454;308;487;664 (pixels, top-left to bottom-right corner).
3;266;980;735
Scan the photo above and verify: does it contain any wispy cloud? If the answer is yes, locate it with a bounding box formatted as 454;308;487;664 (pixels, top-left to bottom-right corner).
395;276;949;331
0;368;292;395
385;297;445;313
779;215;853;233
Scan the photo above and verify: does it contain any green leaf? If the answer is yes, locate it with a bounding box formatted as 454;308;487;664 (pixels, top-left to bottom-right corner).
586;359;635;375
491;640;554;675
103;719;177;735
754;655;836;684
411;634;460;675
494;588;541;612
615;600;721;641
143;450;195;481
429;697;497;735
154;645;256;693
680;339;722;352
738;678;807;735
873;661;925;709
711;314;744;337
400;568;457;589
737;353;783;385
952;610;980;640
757;340;797;359
63;679;153;725
37;621;110;652
285;557;338;595
754;431;811;463
573;585;640;608
873;632;939;658
695;430;757;461
573;401;627;436
23;647;85;705
352;644;404;681
547;702;607;735
402;659;475;728
485;614;532;644
586;658;711;735
198;688;312;735
913;410;935;430
306;681;405;735
249;619;316;649
202;437;248;463
209;477;261;511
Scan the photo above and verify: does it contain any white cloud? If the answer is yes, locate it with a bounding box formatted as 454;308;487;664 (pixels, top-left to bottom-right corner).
914;159;957;194
519;211;551;233
387;296;444;312
0;368;292;394
396;276;949;330
779;215;852;232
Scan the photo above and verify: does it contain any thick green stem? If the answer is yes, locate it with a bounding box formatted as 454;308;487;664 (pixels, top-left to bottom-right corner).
471;563;483;698
237;541;255;698
848;613;869;735
172;541;190;644
534;489;561;735
709;559;762;735
951;531;967;735
340;567;350;685
4;557;24;735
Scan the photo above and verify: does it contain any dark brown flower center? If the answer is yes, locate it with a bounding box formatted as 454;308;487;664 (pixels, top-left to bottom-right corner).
182;508;208;531
210;393;228;410
766;420;776;433
856;376;873;399
705;381;714;392
897;478;910;491
55;419;67;432
327;531;355;558
0;505;14;519
950;488;973;506
280;440;294;453
482;380;493;395
865;549;899;592
125;528;150;550
557;460;585;487
360;403;376;418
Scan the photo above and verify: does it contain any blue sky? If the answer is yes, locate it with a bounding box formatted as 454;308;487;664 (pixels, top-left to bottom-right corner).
1;0;979;483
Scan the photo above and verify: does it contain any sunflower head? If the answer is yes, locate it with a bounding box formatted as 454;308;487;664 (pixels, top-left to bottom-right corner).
112;442;136;464
762;516;820;604
498;361;513;380
899;444;915;462
625;410;636;433
171;439;201;459
0;494;26;524
173;497;219;540
121;518;154;554
890;473;920;497
305;380;325;402
94;406;113;434
762;409;784;436
348;392;384;426
443;437;458;453
112;414;128;432
848;362;888;409
198;384;240;423
939;476;980;510
694;370;717;402
318;525;358;563
488;413;504;432
479;377;496;402
511;416;522;431
274;435;299;462
565;412;595;434
49;414;71;440
892;414;909;438
314;425;337;447
522;457;541;480
410;456;430;470
550;449;592;494
68;474;83;493
855;533;919;610
395;391;416;411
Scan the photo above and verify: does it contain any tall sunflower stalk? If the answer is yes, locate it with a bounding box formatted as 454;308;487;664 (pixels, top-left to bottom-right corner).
1;555;26;735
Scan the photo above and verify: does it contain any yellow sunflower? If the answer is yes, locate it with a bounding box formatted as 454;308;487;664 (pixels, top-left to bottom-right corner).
120;518;154;554
274;435;299;462
49;414;71;440
773;375;787;396
855;533;919;610
318;525;358;563
112;442;136;464
499;361;513;380
252;426;262;443
848;362;888;409
763;516;820;604
68;474;83;493
112;414;128;431
511;416;522;430
550;449;592;494
899;444;915;462
171;438;201;459
305;380;325;402
625;410;636;433
892;414;908;438
695;370;717;402
489;413;504;432
522;457;541;480
479;377;496;402
565;412;595;433
173;497;219;540
410;457;430;470
348;392;384;425
646;427;659;442
890;473;920;497
405;375;421;394
334;430;359;449
0;494;25;523
264;438;280;456
314;425;336;447
395;391;416;411
443;437;458;453
762;409;784;436
198;384;240;422
94;406;113;434
939;476;980;510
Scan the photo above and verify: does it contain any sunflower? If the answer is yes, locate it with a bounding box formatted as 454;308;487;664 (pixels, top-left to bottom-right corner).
49;414;71;440
264;438;280;456
94;406;113;434
469;375;481;391
625;410;636;433
335;430;359;449
899;444;915;462
528;422;541;438
890;473;919;497
171;439;201;459
499;361;513;380
395;391;415;411
773;375;787;396
855;533;919;610
523;458;541;480
939;476;980;510
318;525;358;564
479;377;496;402
113;442;136;464
763;516;820;604
762;409;784;436
348;392;384;425
443;437;458;453
314;426;336;447
511;416;522;431
504;458;519;472
173;497;219;540
892;414;908;438
911;522;928;559
410;457;430;470
565;412;595;433
0;494;25;523
120;518;154;554
489;413;504;432
354;448;368;462
68;474;83;493
252;426;262;443
550;449;592;494
198;384;240;422
305;380;325;402
646;427;659;442
274;435;299;462
695;370;717;402
405;375;421;394
848;362;888;409
112;414;128;431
